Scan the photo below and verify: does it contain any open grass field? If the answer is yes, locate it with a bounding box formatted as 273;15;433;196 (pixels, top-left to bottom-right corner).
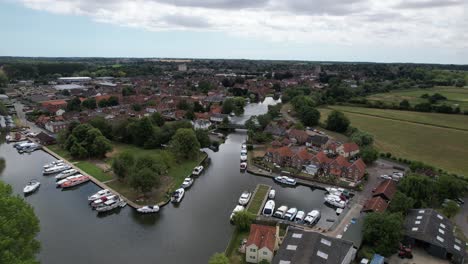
319;106;468;176
366;86;468;111
247;184;270;215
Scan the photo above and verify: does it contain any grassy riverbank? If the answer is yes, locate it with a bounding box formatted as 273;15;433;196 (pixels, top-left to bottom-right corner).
47;143;207;204
246;184;270;214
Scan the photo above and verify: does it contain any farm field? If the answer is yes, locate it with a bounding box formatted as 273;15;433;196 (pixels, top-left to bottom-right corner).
319;107;468;176
366;86;468;111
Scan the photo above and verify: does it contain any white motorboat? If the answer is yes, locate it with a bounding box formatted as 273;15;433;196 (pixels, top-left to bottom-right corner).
23;180;40;194
262;200;275;216
241;149;247;155
96;198;125;213
295;211;305;222
304;210;321;225
240;162;247;170
324;195;346;208
240;153;247;161
192;166;204;176
91;194;118;208
181;178;194;189
43;164;71;175
268;189;276;199
284;207;298;221
88;189;112;201
56;174;82;185
230;205;245;221
55;169;78;180
137;205;160;214
43;160;64;169
238;191;251;206
273;205;288;218
274;176;297;186
241;143;247;150
171;188;185;203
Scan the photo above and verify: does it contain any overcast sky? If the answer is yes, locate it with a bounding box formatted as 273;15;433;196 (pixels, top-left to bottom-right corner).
1;0;467;64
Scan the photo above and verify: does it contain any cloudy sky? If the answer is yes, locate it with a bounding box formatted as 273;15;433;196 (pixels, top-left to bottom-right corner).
1;0;467;64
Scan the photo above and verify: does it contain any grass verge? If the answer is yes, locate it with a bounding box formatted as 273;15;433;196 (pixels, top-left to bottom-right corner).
247;184;270;215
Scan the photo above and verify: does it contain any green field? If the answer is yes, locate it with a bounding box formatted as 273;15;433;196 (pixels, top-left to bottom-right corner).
319;106;468;176
366;86;468;111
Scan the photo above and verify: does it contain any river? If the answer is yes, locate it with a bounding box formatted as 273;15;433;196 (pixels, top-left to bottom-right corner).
0;97;337;264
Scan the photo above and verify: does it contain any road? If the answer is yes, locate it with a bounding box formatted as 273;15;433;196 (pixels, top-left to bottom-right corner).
13;102;48;134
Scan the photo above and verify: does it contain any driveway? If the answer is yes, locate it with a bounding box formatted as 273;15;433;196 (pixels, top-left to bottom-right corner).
389;247;449;264
454;197;468;237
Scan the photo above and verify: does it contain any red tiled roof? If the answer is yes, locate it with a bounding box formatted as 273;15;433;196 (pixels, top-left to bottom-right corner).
95;95;111;102
315;151;332;164
363;196;388;213
296;147;313;161
352;158;366;172
288;129;308;142
41;100;67;106
246;224;276;252
342;142;359;153
334;155;351;167
275;146;294;157
373;179;397;200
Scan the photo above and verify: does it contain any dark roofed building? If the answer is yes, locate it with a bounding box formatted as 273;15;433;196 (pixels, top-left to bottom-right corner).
35;132;56;145
373;179;397;201
341;215;365;249
273;228;356;264
308;134;329;149
403;209;465;264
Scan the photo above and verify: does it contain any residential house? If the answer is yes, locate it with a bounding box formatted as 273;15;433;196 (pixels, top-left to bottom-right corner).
372;180;397;201
292;147;313;169
307;134;329;149
210;113;228;123
345;158;367;182
246;224;278;263
264;124;286;137
45;121;68;133
403;209;465;264
337;142;360;158
288;129;309;145
310;151;332;173
41;99;67;113
35;132;56;145
192;119;211;130
363;196;388;213
264;146;295;167
273;228;356;264
329;156;352;178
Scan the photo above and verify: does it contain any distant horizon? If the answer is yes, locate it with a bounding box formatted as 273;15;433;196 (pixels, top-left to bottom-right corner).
1;1;467;64
1;56;467;66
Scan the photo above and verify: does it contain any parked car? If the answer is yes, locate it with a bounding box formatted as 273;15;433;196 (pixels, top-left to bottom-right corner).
380;174;392;180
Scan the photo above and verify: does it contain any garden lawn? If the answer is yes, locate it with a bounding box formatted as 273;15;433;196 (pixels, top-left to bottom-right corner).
366;86;468;111
319;107;468;177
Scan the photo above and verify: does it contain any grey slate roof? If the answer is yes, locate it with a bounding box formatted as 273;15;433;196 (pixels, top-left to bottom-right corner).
273;228;355;264
404;209;465;259
341;216;364;249
309;135;329;146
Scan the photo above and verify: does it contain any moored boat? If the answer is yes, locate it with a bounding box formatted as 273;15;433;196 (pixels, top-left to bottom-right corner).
56;174;82;185
230;205;245;221
268;189;276;199
91;194;117;208
284;207;298;221
181;177;194;189
88;189;112;201
23;180;40;194
60;175;89;188
43;164;71;175
96;198;125;213
273;205;288;218
43;160;64;169
137;205;160;214
262;200;275;216
238;191;251;206
171;188;185;203
192;166;204;176
295;211;305;222
240;162;247;170
55;169;78;180
274;176;297;186
304;210;321;225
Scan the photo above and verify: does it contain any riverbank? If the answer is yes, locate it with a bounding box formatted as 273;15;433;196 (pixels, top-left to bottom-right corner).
43;144;208;207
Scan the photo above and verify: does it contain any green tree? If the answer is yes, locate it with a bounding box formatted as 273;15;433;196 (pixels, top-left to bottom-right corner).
299;106;320;126
399;174;437;207
222;98;235;114
70;142;88;158
208;253;230;264
107;96;119;106
442;201;460;219
151;112;165;126
363;212;403;257
0;181;40;264
436;174;467;201
195;129;211;148
127;117;154;147
129;167;160;194
0;102;7;115
326;110;350;132
132;103;142;112
112;151;135;180
399;99;411;110
89;116;113;139
185;110;195;120
361;146;379;164
170;128;200;160
0;69;8;86
66;97;82;112
81;98;97;109
350;131;374;147
232;210;255;232
388;191;415;214
122;86;136;96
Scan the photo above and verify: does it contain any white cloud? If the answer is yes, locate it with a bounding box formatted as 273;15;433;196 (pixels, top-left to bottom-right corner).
17;0;468;51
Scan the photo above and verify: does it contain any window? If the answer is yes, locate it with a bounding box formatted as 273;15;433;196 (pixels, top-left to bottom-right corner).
415;221;421;225
454;245;461;251
263;252;268;255
437;214;443;220
439;229;445;235
437;236;444;243
286;245;297;251
418;210;425;213
250;248;256;252
317;251;328;260
320;238;332;246
412;227;418;231
250;256;255;259
292;233;303;239
417;216;423;219
440;223;446;229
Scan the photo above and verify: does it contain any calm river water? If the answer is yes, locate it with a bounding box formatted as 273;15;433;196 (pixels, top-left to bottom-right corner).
0;98;337;264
